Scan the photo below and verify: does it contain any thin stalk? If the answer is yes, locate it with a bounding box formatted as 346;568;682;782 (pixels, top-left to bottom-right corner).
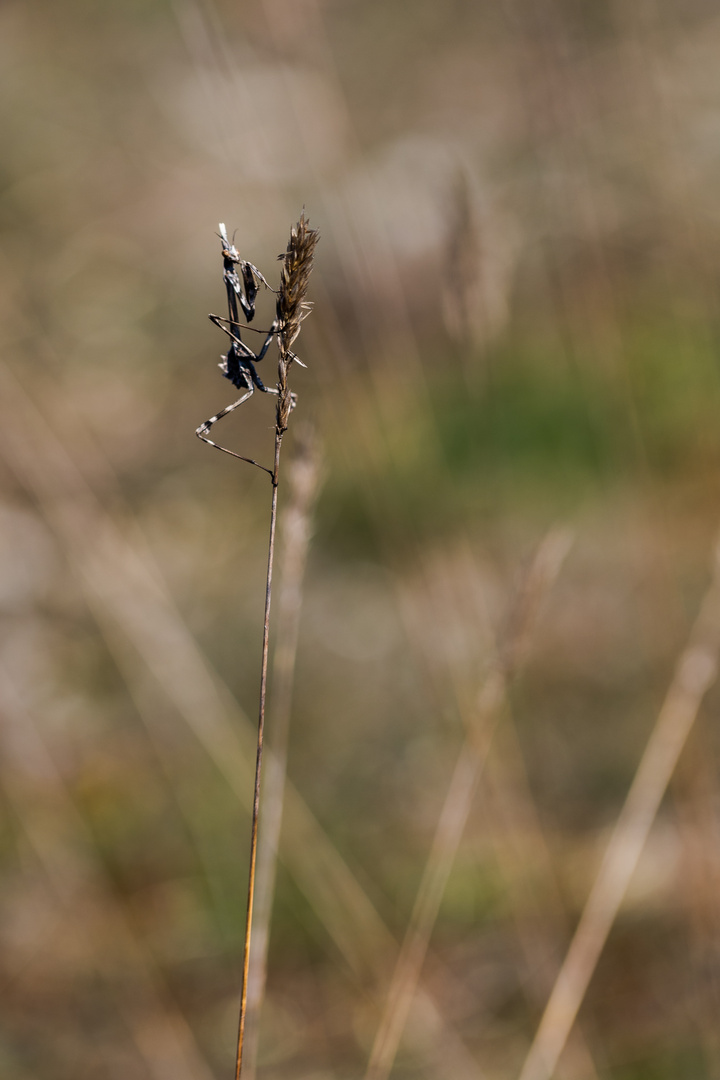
234;212;319;1080
366;528;573;1080
235;431;282;1080
244;427;322;1079
518;536;720;1080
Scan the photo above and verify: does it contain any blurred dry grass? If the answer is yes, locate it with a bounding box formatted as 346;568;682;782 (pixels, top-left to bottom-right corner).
3;1;720;1078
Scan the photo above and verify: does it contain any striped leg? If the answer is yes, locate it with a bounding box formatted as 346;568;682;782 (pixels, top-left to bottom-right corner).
195;386;274;477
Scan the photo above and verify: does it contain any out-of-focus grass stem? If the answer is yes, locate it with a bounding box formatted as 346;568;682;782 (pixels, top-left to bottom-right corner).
518;535;720;1080
365;528;573;1080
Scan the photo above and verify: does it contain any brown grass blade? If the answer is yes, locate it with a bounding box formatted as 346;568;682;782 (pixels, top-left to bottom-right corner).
483;722;601;1080
518;535;720;1080
365;528;573;1080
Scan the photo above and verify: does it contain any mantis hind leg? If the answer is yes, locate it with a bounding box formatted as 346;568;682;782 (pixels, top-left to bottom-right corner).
195;386;273;477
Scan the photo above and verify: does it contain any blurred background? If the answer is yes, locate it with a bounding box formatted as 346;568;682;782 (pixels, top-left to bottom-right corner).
2;1;720;1077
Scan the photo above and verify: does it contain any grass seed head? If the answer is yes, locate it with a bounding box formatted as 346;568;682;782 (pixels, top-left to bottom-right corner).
278;210;320;355
276;211;319;435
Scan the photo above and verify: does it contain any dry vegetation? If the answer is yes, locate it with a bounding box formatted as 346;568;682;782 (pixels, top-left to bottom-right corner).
2;1;720;1078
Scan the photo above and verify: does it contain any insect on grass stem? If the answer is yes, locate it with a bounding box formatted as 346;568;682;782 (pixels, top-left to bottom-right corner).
195;213;319;1079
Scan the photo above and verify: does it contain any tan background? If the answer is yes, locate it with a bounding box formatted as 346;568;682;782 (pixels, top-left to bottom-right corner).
1;1;720;1077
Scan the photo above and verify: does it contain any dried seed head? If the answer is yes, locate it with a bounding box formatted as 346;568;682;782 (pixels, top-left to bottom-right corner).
275;212;319;437
277;210;320;355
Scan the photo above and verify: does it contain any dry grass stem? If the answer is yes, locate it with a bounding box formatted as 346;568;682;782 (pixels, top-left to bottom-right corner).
483;723;601;1080
233;213;318;1080
243;425;323;1079
365;528;573;1080
518;536;720;1080
672;736;720;1073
